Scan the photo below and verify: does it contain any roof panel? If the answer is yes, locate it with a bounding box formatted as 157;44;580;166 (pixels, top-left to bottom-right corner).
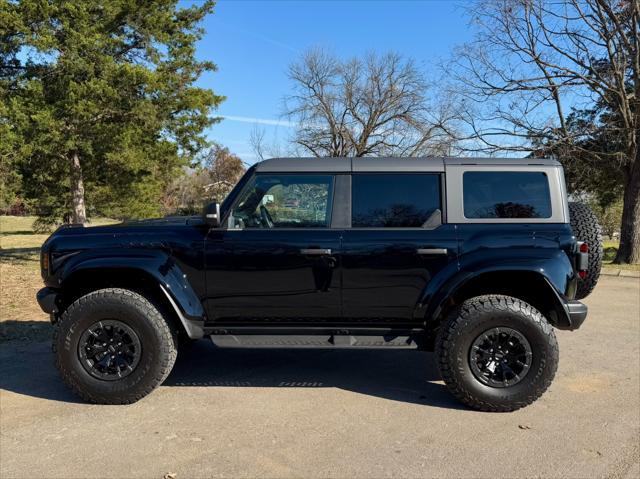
443;157;561;166
352;157;444;172
253;156;560;173
255;158;351;173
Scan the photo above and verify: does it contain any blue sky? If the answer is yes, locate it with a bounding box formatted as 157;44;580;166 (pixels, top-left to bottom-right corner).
192;0;475;164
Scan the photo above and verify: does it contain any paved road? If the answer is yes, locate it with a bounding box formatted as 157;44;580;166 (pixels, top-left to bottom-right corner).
1;276;639;479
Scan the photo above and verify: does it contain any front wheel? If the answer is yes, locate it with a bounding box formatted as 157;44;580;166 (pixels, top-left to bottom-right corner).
436;295;558;412
53;288;177;404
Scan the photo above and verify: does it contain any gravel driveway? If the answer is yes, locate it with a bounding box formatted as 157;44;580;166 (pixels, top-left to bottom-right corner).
1;275;638;479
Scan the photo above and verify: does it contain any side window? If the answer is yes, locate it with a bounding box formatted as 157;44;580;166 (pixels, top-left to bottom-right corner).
351;174;441;228
231;174;334;228
463;172;552;219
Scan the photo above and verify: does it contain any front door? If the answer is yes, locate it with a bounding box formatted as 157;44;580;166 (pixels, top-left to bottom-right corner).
341;173;457;323
205;173;341;324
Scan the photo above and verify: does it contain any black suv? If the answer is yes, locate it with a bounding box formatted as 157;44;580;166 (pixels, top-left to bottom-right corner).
37;157;603;411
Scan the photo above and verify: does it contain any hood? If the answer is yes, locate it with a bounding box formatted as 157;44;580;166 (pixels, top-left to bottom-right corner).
49;216;202;237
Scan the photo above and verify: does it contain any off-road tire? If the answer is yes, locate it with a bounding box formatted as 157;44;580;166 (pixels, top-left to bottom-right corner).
569;201;603;299
53;288;177;404
436;295;559;412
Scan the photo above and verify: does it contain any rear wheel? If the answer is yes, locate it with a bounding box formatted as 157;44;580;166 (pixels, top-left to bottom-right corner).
53;288;177;404
436;295;558;412
569;201;603;299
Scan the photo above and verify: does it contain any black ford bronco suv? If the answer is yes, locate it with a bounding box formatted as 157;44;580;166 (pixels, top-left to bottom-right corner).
37;157;603;411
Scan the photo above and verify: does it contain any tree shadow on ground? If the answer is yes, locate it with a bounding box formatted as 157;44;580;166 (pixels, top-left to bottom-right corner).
0;230;39;236
0;247;41;261
0;338;464;410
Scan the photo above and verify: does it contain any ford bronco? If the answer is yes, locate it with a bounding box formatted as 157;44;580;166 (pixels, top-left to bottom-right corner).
37;157;603;411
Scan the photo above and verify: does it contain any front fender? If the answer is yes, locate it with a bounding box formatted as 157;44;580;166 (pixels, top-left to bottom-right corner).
57;249;205;338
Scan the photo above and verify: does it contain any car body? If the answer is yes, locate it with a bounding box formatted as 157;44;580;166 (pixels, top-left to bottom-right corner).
37;157;592;410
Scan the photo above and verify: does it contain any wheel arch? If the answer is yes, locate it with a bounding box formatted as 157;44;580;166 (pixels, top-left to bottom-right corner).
424;269;572;344
55;257;205;339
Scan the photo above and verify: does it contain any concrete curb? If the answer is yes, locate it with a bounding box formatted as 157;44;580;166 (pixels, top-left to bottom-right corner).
601;268;640;278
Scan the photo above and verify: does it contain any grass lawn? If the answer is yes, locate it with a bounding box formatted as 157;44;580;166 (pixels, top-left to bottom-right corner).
0;216;118;341
602;240;640;271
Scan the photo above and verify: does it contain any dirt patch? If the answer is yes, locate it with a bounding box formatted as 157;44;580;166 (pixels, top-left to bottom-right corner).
560;374;612;394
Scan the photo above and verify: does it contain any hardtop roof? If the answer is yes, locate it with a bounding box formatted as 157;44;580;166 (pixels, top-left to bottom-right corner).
254;157;561;173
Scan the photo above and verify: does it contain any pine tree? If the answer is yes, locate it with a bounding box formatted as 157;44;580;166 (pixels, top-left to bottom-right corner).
0;0;223;227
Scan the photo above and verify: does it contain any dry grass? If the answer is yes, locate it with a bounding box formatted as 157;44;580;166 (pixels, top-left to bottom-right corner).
0;216;118;341
1;216;49;341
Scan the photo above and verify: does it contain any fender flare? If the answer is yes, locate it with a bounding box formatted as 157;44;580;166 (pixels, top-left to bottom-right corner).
58;250;205;339
418;249;576;328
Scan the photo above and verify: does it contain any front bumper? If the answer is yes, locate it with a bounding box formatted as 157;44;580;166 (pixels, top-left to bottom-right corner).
36;287;58;315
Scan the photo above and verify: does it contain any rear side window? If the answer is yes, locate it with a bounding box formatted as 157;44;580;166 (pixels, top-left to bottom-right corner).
463;172;552;219
352;174;441;228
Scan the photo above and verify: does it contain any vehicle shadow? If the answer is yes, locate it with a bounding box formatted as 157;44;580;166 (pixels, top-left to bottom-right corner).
164;340;464;410
0;320;52;342
0;339;464;410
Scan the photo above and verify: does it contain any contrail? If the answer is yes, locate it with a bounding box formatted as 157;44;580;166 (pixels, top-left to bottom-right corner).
221;115;296;128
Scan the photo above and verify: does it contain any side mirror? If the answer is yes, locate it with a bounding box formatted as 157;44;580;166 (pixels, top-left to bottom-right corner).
203;201;221;227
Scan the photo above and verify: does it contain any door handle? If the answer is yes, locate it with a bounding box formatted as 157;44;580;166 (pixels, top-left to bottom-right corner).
300;248;332;255
416;248;448;255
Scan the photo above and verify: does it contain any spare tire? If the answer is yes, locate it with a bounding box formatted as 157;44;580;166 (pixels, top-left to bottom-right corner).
569;202;603;299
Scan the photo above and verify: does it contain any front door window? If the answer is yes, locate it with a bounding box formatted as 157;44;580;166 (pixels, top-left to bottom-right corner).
230;174;334;229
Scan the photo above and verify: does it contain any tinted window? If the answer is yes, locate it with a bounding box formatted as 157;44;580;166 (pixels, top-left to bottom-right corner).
463;172;551;219
352;174;441;228
232;174;334;228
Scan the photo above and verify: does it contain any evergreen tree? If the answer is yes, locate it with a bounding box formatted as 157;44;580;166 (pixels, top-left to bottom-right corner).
0;0;223;227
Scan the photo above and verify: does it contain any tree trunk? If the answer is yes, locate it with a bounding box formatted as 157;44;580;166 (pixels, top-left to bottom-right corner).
614;157;640;264
70;150;87;224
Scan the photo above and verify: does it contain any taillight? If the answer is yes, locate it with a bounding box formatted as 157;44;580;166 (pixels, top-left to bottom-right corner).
576;241;589;279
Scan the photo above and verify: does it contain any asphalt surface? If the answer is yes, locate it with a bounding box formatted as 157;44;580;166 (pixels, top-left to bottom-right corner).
1;275;639;479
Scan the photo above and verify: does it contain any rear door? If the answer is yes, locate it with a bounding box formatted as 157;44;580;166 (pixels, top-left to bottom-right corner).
206;172;342;323
341;170;458;324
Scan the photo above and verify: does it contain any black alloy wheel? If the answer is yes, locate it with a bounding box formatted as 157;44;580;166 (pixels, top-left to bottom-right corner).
469;327;532;388
78;319;142;381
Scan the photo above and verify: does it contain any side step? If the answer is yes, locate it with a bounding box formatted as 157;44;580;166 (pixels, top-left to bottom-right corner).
209;333;418;349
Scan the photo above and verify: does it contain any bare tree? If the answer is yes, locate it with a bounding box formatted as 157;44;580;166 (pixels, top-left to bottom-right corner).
249;126;268;162
446;0;639;263
249;125;289;162
284;49;455;158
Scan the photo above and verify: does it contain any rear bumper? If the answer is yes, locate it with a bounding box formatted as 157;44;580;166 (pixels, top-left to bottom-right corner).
553;299;588;330
565;300;588;329
36;287;58;314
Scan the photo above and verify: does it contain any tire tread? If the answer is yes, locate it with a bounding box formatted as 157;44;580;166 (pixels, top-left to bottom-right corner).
436;294;559;412
53;288;177;404
569;202;603;299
